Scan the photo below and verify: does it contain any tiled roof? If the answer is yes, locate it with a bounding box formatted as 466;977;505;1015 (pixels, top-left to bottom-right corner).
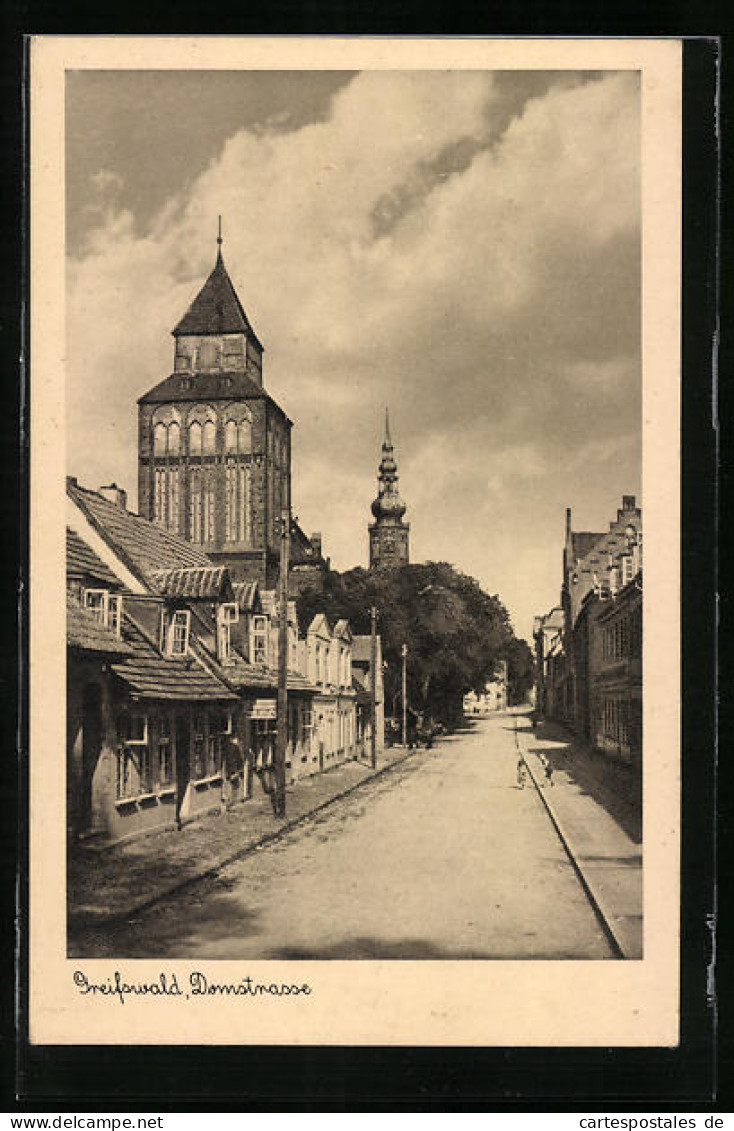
111;615;237;702
66;528;122;588
150;566;232;601
232;580;259;612
571;532;603;561
137;369;277;407
172;253;263;347
68;479;211;587
67;594;133;656
352;672;372;703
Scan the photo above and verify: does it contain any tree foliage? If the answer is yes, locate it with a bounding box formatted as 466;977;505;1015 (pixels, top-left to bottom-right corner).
296;562;534;726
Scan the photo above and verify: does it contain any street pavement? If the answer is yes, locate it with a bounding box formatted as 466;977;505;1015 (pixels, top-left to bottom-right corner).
73;715;615;960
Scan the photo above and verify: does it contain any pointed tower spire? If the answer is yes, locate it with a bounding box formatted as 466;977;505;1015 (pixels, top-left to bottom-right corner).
384;406;392;448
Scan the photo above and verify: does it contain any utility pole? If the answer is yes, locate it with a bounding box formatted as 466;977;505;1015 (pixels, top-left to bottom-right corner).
275;509;290;818
370;605;378;769
402;643;408;748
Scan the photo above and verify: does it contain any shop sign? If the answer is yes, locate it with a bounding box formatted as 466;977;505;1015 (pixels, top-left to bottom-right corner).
249;699;277;720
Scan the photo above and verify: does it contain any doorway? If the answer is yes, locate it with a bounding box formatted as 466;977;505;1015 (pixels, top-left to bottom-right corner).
80;683;102;835
175;714;190;827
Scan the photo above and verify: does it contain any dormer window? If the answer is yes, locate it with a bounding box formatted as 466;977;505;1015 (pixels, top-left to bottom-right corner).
217;602;239;663
83;589;122;637
167;610;190;656
251;615;269;666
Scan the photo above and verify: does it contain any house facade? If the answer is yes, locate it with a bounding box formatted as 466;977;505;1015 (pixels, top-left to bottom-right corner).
67;478;375;845
533;496;643;779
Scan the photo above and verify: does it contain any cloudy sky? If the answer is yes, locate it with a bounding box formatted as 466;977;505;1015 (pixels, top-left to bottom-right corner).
66;69;641;639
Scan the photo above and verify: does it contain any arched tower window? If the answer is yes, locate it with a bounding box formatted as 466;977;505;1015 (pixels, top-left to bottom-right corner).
203;420;216;456
168;421;180;455
153;423;167;457
189;421;202;456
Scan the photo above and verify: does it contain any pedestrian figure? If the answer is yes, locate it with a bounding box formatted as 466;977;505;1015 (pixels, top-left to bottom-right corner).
220;731;242;813
516;756;527;789
539;752;554;787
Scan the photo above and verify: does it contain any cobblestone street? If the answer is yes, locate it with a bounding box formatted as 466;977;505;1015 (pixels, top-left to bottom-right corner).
71;715;620;960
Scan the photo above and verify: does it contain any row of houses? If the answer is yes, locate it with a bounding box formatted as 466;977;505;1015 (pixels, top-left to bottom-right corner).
67;477;384;846
533;495;643;782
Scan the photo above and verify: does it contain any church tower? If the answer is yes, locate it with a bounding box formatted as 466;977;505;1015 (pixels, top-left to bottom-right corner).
137;223;291;587
369;409;410;570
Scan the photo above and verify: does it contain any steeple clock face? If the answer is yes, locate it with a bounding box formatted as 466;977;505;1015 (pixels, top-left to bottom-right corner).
383;537;395;554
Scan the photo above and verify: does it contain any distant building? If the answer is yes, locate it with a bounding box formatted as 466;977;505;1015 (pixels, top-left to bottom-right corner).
463;661;508;716
351;633;385;758
369;409;410;570
533;496;642;784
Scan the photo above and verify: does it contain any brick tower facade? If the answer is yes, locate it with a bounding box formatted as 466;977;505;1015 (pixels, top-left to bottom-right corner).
369;410;410;570
138;230;291;586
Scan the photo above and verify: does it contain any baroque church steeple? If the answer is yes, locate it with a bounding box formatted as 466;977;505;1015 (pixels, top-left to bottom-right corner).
369;409;410;569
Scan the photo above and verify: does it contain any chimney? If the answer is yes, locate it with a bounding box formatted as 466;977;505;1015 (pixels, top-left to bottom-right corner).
99;483;127;509
310;532;322;558
622;495;636;511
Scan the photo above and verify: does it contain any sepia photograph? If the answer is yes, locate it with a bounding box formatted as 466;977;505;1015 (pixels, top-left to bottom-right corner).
30;36;682;1047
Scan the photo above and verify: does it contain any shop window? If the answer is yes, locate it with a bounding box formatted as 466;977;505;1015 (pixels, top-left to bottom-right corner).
158;716;174;785
116;713;150;798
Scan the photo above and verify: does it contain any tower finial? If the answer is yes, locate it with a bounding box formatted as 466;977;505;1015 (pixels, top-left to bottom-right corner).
217;215;223;260
384;406;392;447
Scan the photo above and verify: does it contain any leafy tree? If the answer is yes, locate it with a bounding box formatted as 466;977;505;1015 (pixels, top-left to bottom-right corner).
296;562;533;727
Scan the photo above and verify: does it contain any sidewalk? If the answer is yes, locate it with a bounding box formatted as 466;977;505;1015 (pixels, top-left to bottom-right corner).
68;746;416;930
515;714;643;959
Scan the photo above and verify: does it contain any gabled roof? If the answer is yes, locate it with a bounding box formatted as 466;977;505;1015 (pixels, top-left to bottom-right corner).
150;566;233;601
137;369;284;409
232;580;260;613
172;253;263;349
333;619;352;642
68;479;211;589
110;614;237;702
67;594;134;656
66;528;123;588
307;612;332;639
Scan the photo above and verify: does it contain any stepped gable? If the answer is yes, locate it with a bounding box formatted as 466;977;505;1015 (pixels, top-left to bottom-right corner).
68;479;211;587
66;527;124;588
173;250;263;349
67;593;133;656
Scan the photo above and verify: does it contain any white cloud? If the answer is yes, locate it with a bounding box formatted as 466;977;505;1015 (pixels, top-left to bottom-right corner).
67;70;640;636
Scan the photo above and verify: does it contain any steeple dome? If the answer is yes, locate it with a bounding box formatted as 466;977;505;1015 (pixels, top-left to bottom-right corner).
369;409;410;569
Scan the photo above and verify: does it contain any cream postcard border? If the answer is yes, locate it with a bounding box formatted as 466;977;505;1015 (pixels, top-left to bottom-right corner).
29;36;681;1047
